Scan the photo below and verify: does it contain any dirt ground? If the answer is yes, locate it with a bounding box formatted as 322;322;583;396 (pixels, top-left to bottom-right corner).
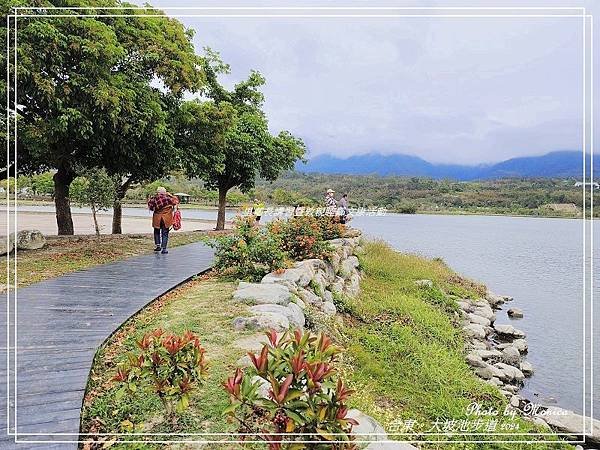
0;210;229;236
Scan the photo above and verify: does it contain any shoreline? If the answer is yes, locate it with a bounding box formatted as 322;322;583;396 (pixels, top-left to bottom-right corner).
0;199;593;221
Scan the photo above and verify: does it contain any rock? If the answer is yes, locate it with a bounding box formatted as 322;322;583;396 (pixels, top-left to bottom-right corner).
0;234;15;256
507;308;524;318
531;417;551;430
321;301;337;316
472;349;502;360
340;255;360;278
494;324;526;339
343;228;362;238
248;304;305;329
414;279;433;288
501;346;521;365
535;407;600;444
297;287;322;305
467;313;491;327
232;313;289;332
485;377;504;387
12;229;45;250
322;289;334;303
472;303;495;321
486;291;506;307
347;409;386;441
262;266;313;288
475;363;504;380
330;276;346;294
233;282;292;305
457;299;474;312
510;395;521;408
251;376;271;399
344;272;361;297
503;384;519;394
468;340;487;350
493;362;525;382
293;297;306;309
233;334;268;352
520;360;534;376
512;339;528;353
502;295;514;302
463;323;487;340
466;352;487;368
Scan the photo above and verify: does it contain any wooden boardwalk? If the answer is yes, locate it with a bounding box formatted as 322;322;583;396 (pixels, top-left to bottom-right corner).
0;242;214;448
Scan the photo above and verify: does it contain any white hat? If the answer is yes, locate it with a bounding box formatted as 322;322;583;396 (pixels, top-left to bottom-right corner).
157;186;167;194
326;189;335;194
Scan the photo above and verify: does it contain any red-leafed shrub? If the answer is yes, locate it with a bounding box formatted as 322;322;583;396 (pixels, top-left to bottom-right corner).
269;216;333;261
112;329;208;422
223;329;358;449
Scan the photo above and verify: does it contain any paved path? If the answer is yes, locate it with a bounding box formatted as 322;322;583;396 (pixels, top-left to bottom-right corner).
0;242;214;448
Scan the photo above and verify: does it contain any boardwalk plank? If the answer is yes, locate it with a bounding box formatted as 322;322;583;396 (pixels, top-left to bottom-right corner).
1;242;214;449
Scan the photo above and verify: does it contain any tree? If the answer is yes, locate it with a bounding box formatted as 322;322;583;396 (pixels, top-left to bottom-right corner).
13;2;204;234
70;169;114;236
178;51;306;230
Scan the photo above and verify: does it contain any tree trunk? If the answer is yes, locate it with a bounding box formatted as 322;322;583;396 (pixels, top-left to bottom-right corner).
112;199;123;234
112;177;133;234
91;205;100;236
53;167;75;235
216;186;228;231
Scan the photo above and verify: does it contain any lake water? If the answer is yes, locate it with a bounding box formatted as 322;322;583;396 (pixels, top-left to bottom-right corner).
16;204;599;417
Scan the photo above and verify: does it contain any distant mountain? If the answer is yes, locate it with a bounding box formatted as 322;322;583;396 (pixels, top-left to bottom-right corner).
297;151;598;180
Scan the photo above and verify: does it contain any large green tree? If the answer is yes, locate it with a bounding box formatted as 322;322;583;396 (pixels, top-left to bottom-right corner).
178;51;305;230
12;1;203;234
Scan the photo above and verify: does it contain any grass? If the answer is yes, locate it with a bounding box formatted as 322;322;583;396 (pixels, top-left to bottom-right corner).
337;241;570;449
81;277;258;449
0;231;218;288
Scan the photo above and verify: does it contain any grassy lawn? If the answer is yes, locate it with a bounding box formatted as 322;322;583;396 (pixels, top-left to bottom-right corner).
0;231;216;288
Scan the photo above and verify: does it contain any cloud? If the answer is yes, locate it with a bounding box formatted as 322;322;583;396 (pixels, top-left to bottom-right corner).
152;1;598;164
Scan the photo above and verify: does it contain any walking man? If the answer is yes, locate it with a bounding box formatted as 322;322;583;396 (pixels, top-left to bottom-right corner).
147;187;179;254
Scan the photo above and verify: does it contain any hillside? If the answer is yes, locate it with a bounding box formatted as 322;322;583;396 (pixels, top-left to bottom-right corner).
298;151;598;180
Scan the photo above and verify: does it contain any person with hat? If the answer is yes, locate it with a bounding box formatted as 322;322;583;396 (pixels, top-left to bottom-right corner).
147;187;179;254
325;188;337;216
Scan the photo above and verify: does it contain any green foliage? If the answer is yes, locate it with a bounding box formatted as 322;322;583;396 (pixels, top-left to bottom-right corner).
223;329;358;449
178;49;306;229
210;216;287;281
113;329;209;422
70;169;115;211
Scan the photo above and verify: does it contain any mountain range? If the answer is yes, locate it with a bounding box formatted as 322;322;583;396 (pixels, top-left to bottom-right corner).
296;151;597;180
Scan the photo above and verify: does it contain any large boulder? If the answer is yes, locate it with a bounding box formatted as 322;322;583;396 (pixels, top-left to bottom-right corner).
232;312;289;332
463;323;487;340
507;308;524;318
233;282;292;305
262;266;313;288
249;303;305;329
13;229;46;250
347;409;386;442
296;287;323;306
0;234;15;256
493;362;525;382
467;313;491;327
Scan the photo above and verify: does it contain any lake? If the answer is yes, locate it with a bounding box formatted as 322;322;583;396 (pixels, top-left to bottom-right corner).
15;204;599;417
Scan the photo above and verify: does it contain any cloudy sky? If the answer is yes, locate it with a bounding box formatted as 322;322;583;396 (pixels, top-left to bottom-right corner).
147;1;598;164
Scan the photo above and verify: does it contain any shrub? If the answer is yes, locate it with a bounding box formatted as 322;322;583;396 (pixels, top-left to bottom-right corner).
269;216;332;261
316;216;346;240
223;329;358;449
112;329;208;423
211;216;287;281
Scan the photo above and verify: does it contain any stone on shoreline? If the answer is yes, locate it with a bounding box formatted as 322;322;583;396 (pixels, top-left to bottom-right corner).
463;323;487;340
535;407;600;444
507;308;524;318
493;324;526;339
520;361;534;376
472;348;502;360
467;313;491;327
493;362;525;382
501;346;521;365
466;352;487;368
